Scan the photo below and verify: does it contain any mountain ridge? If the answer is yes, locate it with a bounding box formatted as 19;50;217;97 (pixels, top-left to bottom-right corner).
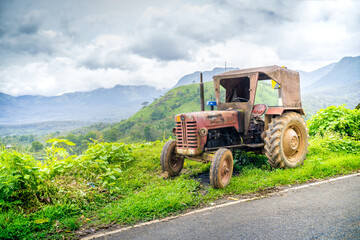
308;56;360;90
0;84;166;125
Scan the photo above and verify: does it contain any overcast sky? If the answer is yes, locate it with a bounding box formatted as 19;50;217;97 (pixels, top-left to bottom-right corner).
0;0;359;96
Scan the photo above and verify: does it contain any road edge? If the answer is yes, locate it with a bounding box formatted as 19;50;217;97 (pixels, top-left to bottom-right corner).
82;172;360;240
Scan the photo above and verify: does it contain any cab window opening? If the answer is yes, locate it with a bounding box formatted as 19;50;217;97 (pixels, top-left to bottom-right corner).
219;77;250;103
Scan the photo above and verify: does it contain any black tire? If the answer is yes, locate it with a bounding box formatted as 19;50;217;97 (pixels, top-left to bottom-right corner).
210;148;233;189
264;112;309;169
160;140;184;176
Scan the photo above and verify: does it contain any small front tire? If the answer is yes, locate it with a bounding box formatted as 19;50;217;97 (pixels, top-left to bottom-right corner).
160;140;184;176
210;148;233;189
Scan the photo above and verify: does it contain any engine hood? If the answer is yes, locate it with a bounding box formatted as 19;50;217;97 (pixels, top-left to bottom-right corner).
175;110;241;130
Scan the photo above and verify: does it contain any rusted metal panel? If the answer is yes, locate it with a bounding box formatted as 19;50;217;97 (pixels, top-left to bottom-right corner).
175;111;243;156
266;107;285;115
174;110;240;156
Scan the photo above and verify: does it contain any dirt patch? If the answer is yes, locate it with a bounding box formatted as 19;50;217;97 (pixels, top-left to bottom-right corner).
190;172;210;186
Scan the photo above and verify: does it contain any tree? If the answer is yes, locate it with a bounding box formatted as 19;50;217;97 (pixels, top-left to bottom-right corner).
103;128;118;142
30;141;44;152
141;101;149;108
356;103;360;110
144;125;152;141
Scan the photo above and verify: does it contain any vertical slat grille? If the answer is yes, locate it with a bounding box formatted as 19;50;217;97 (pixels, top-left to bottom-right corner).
176;121;198;149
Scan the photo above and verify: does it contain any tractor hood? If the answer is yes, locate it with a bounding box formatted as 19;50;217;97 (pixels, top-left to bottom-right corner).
175;110;242;132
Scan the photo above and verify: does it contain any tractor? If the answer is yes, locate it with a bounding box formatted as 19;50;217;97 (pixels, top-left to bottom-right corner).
160;65;309;188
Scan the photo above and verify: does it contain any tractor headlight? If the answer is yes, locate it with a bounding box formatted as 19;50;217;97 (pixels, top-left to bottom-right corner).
199;128;208;137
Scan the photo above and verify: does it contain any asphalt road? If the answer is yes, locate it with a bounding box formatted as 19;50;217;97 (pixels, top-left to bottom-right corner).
86;174;360;240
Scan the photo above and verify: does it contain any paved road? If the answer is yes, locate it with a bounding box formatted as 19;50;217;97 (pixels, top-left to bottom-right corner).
87;174;360;240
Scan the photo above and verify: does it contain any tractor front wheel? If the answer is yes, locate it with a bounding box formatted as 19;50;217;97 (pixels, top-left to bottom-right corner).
264;112;309;168
160;140;184;176
210;148;233;189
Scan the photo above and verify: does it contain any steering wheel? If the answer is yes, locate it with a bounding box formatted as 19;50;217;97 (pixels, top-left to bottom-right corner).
232;97;248;102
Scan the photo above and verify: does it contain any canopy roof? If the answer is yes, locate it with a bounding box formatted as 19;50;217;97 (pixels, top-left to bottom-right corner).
213;65;301;108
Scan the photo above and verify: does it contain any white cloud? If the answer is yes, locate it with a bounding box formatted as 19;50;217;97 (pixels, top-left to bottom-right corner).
0;0;359;96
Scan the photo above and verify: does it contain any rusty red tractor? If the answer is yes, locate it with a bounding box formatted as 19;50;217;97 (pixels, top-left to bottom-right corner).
161;65;309;188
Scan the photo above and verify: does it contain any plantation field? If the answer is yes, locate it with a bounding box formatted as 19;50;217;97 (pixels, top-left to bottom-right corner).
0;106;360;239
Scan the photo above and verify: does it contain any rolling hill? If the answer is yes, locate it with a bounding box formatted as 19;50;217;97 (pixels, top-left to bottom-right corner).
0;84;165;125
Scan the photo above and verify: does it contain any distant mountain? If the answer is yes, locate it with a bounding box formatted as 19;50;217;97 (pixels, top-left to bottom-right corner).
298;62;336;88
0;85;166;125
172;67;238;88
302;56;360;115
307;56;360;90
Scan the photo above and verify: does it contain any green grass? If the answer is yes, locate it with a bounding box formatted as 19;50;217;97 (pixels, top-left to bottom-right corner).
1;136;359;239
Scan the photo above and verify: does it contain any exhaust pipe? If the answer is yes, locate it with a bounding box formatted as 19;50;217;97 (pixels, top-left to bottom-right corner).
200;73;205;111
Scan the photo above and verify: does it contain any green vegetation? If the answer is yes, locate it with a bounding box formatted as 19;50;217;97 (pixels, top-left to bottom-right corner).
307;105;360;139
0;106;359;239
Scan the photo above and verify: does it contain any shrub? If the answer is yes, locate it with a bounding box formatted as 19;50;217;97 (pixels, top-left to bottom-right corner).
82;141;134;166
307;105;360;140
47;141;136;193
0;150;46;208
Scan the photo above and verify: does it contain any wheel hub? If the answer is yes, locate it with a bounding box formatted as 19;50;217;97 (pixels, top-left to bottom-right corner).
283;128;299;156
221;161;230;183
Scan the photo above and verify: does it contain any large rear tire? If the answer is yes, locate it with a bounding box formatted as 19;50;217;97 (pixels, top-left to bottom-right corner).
210;148;233;189
264;112;309;169
160;140;184;176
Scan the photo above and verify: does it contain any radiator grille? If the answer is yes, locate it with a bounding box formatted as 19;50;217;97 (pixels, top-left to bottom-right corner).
175;121;198;149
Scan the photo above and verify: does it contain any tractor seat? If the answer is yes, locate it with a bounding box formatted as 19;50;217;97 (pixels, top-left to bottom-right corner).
252;104;267;117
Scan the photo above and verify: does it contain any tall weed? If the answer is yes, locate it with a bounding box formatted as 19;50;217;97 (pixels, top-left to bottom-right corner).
0;150;43;206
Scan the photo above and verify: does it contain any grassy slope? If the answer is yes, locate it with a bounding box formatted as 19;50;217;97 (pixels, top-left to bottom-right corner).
1;138;359;239
109;81;276;143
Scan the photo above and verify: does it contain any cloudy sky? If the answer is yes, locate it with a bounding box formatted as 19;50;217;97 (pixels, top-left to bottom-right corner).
0;0;359;96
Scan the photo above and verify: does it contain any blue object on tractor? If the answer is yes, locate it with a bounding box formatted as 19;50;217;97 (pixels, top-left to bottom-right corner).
207;101;217;106
207;101;217;110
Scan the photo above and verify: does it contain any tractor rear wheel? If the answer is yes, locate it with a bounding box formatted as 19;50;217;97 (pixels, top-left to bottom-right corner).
210;148;233;189
264;112;309;169
160;140;184;176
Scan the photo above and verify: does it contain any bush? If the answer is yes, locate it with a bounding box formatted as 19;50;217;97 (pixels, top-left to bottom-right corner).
307;105;360;140
82;141;134;166
0;150;50;208
0;139;137;211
